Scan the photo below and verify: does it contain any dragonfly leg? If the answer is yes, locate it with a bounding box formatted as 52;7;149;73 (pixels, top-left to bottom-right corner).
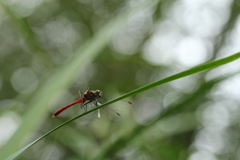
97;109;101;118
79;90;84;110
94;100;101;118
82;101;92;112
83;104;87;112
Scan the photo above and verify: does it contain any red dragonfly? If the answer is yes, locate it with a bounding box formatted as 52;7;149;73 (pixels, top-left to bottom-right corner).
52;88;131;118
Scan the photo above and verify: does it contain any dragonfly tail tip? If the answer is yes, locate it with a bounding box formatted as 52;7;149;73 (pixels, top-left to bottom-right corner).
52;115;55;118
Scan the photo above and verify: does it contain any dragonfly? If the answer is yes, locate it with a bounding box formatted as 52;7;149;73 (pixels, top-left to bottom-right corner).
52;88;132;118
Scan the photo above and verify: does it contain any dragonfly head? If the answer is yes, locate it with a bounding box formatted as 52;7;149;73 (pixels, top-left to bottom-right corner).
95;90;103;98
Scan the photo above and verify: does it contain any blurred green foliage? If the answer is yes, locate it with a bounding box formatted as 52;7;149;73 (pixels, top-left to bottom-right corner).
0;0;240;160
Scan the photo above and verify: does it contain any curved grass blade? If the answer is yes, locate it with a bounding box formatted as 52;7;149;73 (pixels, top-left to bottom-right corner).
5;52;240;160
94;73;240;160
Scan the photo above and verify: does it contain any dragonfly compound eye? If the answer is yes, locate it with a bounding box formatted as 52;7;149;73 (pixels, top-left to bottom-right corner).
96;90;103;97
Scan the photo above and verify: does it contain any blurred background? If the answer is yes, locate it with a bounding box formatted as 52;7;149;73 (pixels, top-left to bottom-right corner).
0;0;240;159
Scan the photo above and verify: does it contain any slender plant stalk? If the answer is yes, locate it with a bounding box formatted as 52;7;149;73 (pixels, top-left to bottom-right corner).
93;72;238;159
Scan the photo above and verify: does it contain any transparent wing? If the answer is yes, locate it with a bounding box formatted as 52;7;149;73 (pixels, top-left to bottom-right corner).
97;103;121;121
81;97;133;121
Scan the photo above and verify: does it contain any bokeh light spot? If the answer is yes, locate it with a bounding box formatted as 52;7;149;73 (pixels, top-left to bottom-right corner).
0;112;20;147
176;37;208;67
11;68;38;94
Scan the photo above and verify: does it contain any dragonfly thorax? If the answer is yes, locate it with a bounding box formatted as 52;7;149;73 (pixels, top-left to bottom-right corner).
82;90;103;103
